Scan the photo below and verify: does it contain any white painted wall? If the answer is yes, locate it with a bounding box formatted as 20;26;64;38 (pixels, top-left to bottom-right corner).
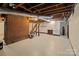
69;4;79;55
29;21;61;35
40;22;55;33
0;19;4;43
53;21;61;35
29;23;33;33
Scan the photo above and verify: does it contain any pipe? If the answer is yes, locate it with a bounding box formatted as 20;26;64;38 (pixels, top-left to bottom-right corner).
0;8;53;22
0;8;51;17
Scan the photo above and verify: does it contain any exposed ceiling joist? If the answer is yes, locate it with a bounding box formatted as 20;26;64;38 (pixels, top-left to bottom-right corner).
0;3;75;19
19;5;32;13
52;12;70;16
2;3;8;7
16;3;24;8
15;3;32;13
44;8;72;15
29;3;45;10
34;3;63;12
45;10;72;16
39;4;74;14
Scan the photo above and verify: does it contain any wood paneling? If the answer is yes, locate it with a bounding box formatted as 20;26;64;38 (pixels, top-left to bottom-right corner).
4;14;29;45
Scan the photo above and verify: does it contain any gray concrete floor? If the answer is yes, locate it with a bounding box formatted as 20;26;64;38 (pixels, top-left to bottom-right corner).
0;34;74;56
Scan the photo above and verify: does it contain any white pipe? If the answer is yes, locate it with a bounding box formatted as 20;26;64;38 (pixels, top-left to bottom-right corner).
0;8;53;22
0;8;51;17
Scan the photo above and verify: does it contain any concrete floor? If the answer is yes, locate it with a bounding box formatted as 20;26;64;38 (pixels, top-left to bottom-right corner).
0;34;75;56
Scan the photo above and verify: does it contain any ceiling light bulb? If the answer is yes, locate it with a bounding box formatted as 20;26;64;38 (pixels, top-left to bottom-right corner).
50;21;55;24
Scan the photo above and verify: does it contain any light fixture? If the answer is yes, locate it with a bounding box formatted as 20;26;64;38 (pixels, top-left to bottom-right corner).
9;3;15;9
9;3;13;7
50;21;55;24
30;16;38;21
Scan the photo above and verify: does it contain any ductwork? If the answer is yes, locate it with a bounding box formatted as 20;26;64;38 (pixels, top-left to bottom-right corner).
0;8;53;22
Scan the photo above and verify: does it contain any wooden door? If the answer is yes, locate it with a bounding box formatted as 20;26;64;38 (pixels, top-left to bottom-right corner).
4;15;29;45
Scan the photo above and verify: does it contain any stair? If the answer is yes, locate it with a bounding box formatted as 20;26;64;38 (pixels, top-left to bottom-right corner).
28;21;41;38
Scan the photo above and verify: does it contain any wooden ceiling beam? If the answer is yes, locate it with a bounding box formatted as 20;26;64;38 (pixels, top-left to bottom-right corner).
16;3;24;8
19;5;32;13
52;12;70;16
45;10;71;16
52;12;71;20
44;8;72;15
46;11;70;16
39;4;74;14
2;3;8;7
15;3;32;13
34;3;63;12
29;3;45;10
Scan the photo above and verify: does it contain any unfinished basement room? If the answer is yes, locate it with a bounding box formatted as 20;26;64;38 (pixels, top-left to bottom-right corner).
0;3;79;56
